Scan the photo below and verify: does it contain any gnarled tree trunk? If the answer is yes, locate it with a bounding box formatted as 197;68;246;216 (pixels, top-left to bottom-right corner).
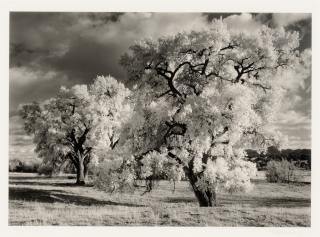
191;185;217;207
186;161;217;207
67;127;92;186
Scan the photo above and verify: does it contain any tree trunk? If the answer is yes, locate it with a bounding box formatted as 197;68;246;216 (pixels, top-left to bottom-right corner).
192;187;217;207
84;163;89;179
185;163;217;207
76;159;86;185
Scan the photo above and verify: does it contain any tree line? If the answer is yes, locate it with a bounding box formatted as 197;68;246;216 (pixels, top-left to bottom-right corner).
246;146;311;170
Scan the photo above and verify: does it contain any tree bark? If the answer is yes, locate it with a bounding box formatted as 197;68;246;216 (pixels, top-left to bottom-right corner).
192;187;217;207
76;158;86;185
185;163;217;207
84;163;89;179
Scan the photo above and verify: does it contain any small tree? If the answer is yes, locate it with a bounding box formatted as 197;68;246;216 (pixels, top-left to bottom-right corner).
266;159;296;183
19;76;132;185
110;21;309;206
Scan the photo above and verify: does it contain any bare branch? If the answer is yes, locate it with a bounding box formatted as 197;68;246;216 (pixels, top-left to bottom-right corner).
168;152;183;164
156;89;172;98
220;43;239;51
250;83;271;92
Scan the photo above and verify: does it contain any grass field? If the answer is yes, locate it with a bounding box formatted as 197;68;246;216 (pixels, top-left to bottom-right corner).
9;171;311;226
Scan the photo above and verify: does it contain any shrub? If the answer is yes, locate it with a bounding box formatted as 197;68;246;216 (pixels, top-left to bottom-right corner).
94;159;136;193
37;164;54;176
266;159;297;183
9;159;23;172
23;161;40;173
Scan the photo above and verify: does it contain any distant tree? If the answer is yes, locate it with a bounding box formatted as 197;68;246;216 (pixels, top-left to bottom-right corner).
19;76;132;185
108;20;310;206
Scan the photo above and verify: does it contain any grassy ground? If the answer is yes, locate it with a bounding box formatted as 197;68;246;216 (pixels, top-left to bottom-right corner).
9;171;311;226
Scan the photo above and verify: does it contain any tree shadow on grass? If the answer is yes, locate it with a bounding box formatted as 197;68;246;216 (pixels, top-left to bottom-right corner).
162;195;310;208
9;187;143;207
162;197;197;204
9;175;96;188
9;180;94;188
218;195;310;208
9;175;75;180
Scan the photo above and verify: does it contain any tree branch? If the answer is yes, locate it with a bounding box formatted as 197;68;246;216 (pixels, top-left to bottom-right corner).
168;152;183;165
156;89;172;98
78;127;90;148
220;43;239;51
250;82;271;92
164;121;187;136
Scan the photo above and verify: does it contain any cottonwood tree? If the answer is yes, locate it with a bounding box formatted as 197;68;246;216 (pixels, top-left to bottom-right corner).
105;21;310;206
19;76;132;185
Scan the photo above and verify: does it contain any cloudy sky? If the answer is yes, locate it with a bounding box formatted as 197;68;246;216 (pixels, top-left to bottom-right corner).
9;12;311;161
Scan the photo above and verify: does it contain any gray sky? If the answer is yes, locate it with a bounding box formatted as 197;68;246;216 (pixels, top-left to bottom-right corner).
9;13;311;160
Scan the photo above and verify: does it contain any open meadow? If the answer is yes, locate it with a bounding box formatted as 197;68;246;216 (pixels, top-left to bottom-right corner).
9;171;311;226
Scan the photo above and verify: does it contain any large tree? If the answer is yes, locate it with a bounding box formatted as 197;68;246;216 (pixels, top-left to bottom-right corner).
19;76;132;185
103;21;310;206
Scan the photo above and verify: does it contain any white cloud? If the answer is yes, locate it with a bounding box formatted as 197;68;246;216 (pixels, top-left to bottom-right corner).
280;94;303;112
272;13;311;27
10;66;63;86
276;48;311;94
272;107;311;149
9;143;37;161
9;115;37;161
83;13;210;45
280;125;311;131
284;139;311;149
223;13;262;34
276;110;310;125
273;47;311;148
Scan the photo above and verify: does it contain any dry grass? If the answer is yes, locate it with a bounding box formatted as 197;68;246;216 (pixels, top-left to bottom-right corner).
9;172;311;226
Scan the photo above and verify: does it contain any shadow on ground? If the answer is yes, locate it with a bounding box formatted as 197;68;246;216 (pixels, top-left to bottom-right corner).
218;195;310;208
9;175;95;187
163;197;196;204
162;193;310;209
9;175;75;180
9;186;143;207
9;180;94;187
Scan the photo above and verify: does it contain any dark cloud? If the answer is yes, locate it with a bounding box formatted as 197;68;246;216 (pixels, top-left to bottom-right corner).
86;12;124;25
49;37;126;84
9;12;124;68
9;70;71;110
10;43;51;67
252;13;273;26
10;12;128;111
